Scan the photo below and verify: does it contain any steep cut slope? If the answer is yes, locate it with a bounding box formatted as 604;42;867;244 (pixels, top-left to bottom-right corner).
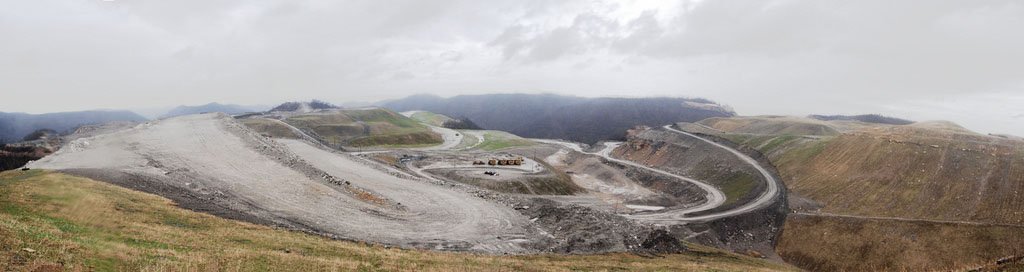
281;108;442;148
0;110;146;143
26;113;536;253
382;94;734;144
612;128;769;212
679;116;1024;271
776;125;1024;224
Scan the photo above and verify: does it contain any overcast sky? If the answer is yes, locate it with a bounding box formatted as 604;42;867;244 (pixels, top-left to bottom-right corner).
2;0;1022;135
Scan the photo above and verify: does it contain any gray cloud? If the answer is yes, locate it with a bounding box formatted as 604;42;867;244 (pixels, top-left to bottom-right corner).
1;0;1022;136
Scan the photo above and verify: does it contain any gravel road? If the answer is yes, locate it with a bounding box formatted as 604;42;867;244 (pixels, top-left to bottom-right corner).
533;125;782;224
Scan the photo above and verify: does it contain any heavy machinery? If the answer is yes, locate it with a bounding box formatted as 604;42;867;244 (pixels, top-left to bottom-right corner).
487;157;523;166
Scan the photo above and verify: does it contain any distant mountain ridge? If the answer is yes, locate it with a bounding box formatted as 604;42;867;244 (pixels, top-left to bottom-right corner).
381;94;735;144
0;110;147;144
808;114;914;125
161;103;266;118
270;100;340;113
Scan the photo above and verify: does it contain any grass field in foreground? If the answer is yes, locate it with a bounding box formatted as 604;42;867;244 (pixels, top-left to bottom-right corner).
0;170;793;271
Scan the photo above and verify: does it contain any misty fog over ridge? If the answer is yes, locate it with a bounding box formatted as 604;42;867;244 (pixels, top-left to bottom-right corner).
2;0;1021;135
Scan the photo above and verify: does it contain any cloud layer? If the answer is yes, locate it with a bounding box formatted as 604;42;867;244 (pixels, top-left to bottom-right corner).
1;0;1022;135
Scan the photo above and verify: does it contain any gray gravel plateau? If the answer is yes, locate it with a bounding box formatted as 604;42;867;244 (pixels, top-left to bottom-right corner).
28;113;685;254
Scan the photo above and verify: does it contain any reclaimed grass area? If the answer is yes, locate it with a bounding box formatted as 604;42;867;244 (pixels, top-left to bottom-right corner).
718;172;759;207
452;130;482;150
477;131;536;151
409;111;453;127
239;118;301;139
697;116;839;137
283;108;443;148
0;170;794;271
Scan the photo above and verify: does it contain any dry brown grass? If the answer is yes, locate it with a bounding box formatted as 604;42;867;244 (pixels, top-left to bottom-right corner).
694;116;1024;224
687;116;1024;271
698;116;840;136
777;214;1024;271
775;130;1024;225
0;170;794;271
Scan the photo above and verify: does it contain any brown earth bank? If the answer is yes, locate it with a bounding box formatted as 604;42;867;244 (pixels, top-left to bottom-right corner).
778;213;1024;271
681;116;1024;271
689;116;1024;226
609;126;789;258
777;130;1024;225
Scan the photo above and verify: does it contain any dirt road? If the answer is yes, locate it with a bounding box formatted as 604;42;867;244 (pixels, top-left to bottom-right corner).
533;124;783;223
661;125;782;221
533;139;725;222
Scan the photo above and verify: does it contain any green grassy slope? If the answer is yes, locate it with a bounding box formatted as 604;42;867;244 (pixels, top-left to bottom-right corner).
283;108;442;148
408;111;453;127
476;131;536;151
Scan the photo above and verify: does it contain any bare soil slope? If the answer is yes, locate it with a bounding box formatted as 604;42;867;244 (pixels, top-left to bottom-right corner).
27;113;537;253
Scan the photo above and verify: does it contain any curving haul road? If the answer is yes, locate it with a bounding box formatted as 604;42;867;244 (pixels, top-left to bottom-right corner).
534;124;782;223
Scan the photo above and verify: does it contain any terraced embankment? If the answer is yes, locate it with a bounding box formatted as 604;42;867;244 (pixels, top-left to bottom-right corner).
681;115;1024;271
538;125;784;224
534;123;789;260
279;108;443;148
27;113;538;253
